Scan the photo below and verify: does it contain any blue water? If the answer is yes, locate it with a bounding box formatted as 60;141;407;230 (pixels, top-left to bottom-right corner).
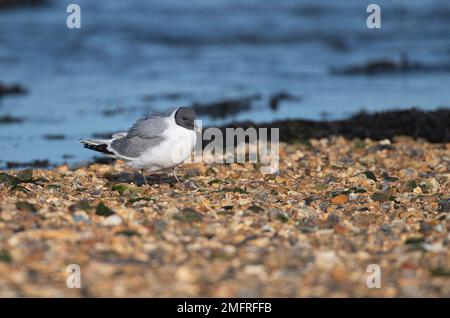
0;0;449;166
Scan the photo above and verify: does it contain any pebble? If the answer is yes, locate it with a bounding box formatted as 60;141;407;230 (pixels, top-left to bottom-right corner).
315;250;338;270
101;215;123;226
330;194;348;205
371;192;391;203
399;168;418;179
175;266;198;283
73;212;90;223
419;178;441;194
438;199;450;212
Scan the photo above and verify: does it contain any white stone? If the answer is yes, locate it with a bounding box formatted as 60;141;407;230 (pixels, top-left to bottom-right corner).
101;215;122;226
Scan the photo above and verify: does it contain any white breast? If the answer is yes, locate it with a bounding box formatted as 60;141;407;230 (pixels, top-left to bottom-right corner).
129;119;197;171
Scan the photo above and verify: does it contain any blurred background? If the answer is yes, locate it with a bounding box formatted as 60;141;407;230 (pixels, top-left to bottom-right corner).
0;0;449;167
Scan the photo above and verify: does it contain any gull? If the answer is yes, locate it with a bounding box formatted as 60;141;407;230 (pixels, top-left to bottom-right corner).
80;107;197;185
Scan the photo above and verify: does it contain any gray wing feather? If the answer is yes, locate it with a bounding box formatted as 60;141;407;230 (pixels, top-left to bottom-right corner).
110;115;168;158
127;114;168;138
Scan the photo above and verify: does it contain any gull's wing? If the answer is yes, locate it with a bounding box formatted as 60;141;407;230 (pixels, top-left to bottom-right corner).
109;114;169;159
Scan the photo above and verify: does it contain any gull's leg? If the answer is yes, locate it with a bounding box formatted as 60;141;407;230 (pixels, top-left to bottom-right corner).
172;168;186;190
173;168;182;184
140;169;148;185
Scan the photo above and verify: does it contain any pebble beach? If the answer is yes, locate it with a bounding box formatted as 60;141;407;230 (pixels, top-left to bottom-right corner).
0;136;449;297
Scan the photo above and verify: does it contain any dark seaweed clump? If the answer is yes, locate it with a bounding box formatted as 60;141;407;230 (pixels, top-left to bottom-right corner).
0;82;27;96
215;108;450;144
192;95;261;119
6;160;50;169
0;0;46;10
331;54;450;76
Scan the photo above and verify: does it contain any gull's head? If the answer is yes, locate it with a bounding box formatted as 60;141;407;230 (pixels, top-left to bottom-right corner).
174;107;196;130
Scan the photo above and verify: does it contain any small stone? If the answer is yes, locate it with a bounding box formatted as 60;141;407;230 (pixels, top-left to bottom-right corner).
399;168;418;179
371;192;390;203
363;171;377;182
367;142;395;153
16;201;37;213
116;229;139;237
69;200;91;212
262;225;274;233
399;180;417;193
438;199;450;212
176;266;198;283
314;183;328;191
382;172;398;182
269;209;289;222
430;268;450;277
405;237;425;245
422;243;443;253
184;179;199;190
72;211;90;223
315;250;338;270
419;221;432;234
95;203;115;217
331;194;348;205
248;205;264;213
379;224;391;234
102;215;122;226
223;245;237;256
327;213;340;225
111;184;129;195
0;250;12;263
419;178;441;194
154;220;167;231
174;208;203;222
243;265;267;279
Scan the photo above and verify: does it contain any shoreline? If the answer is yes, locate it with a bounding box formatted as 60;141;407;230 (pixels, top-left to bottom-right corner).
1;108;449;170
